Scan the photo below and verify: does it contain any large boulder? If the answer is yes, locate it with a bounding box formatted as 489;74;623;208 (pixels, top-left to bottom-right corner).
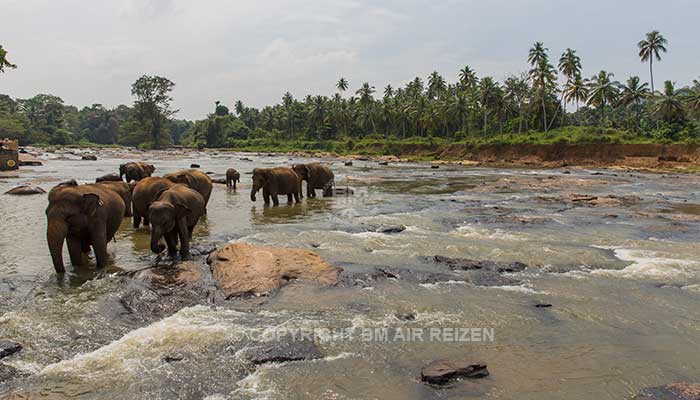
207;243;341;298
634;382;700;400
4;186;46;195
420;359;489;385
0;340;22;359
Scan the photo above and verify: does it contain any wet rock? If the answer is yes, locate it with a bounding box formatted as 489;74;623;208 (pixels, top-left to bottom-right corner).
244;337;322;365
95;173;122;183
420;359;489;385
333;187;355;195
0;364;28;383
534;303;552;308
377;225;406;234
162;355;185;363
338;265;461;288
539;193;640;207
466;270;521;287
190;163;200;168
4;186;46;195
431;165;440;169
633;382;700;399
344;161;353;166
81;155;98;161
378;161;389;166
432;256;527;273
395;313;416;321
0;340;22;359
132;261;205;288
240;157;252;161
207;243;341;298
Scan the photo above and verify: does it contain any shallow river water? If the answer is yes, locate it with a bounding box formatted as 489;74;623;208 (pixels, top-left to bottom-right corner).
1;149;700;399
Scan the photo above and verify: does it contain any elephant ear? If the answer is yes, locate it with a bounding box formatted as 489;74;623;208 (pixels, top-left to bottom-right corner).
174;203;192;217
304;165;311;178
82;193;103;216
178;173;194;187
154;187;169;200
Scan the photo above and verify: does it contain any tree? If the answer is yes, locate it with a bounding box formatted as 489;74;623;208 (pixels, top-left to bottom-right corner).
638;30;668;93
336;78;349;94
528;42;557;131
458;66;479;88
479;77;501;135
282;92;295;139
563;74;589;111
558;48;582;113
0;45;17;73
356;82;376;134
587;71;620;125
653;80;685;123
427;71;447;99
131;75;176;149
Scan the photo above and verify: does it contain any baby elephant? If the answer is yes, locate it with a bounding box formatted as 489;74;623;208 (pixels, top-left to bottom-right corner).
226;168;241;190
292;163;334;198
148;185;205;260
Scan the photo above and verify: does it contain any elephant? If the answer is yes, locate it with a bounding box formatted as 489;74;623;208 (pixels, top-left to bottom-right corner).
163;169;213;212
292;163;335;198
96;181;133;217
226;168;241;190
119;162;155;183
250;167;301;206
96;173;123;183
148;184;205;260
46;183;125;273
131;177;176;228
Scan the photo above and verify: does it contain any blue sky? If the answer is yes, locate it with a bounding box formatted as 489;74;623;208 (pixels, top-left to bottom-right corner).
2;0;699;119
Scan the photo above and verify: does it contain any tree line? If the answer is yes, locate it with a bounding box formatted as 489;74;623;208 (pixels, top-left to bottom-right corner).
1;31;700;148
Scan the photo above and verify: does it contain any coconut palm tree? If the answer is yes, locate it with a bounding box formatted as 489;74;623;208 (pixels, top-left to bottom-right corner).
458;66;479;88
449;92;471;135
638;30;668;93
587;70;620;124
384;84;394;98
562;74;589;111
558;48;582;113
282;92;295;139
528;42;557;131
528;42;548;68
479;77;501;135
687;78;700;122
356;83;376;134
336;78;349;95
503;74;530;134
308;95;327;139
0;45;17;73
653;80;685;123
617;76;649;107
427;71;447;100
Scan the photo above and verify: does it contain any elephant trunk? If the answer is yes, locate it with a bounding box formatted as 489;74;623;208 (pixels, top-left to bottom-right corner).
250;186;258;202
150;226;166;254
47;218;68;273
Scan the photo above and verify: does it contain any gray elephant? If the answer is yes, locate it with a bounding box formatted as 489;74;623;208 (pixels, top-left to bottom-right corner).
119;162;155;183
46;183;125;273
148;184;205;260
292;163;334;197
250;167;301;206
226;168;241;190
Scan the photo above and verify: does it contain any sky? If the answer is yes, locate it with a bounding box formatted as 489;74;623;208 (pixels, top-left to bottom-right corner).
1;0;699;120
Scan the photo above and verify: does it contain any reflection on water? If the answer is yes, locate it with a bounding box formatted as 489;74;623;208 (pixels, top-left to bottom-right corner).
1;151;700;399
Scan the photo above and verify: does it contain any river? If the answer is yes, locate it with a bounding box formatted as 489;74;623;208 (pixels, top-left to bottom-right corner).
1;149;700;399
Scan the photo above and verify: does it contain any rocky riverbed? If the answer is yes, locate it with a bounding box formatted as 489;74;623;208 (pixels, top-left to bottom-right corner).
1;148;700;399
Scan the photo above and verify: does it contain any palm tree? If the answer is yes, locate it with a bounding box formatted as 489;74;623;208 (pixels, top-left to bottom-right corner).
558;48;582;112
384;84;394;98
282;92;295;139
528;42;548;67
562;74;589;111
528;42;556;131
336;78;349;95
356;83;376;134
449;92;470;135
586;70;620;124
0;45;17;73
617;76;649;107
427;71;447;99
504;74;530;134
479;77;501;135
308;95;327;139
687;78;700;122
653;80;685;123
638;30;668;93
458;66;479;88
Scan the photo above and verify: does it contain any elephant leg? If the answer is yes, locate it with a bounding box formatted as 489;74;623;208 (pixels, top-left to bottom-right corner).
272;194;280;206
133;212;142;229
307;186;313;198
177;218;191;260
233;181;236;191
263;188;271;205
67;237;83;266
91;229;109;269
165;230;179;258
287;193;293;203
293;191;300;203
143;214;150;227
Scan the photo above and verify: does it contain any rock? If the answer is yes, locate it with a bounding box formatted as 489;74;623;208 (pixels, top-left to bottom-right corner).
377;225;406;234
395;313;416;321
244;337;322;365
18;153;43;166
333;187;354;196
420;359;489;385
207;243;341;298
338;265;462;288
4;186;46;195
431;165;440;169
81;155;98;161
432;256;527;273
240;157;252;161
344;161;353;166
95;173;122;183
0;340;22;359
0;364;27;383
378;161;389;166
633;382;700;400
190;163;201;168
534;303;552;308
162;355;185;363
132;261;204;288
211;177;226;184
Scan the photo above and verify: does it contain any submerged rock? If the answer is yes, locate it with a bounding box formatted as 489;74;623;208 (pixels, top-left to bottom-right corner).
377;225;406;234
81;155;98;161
432;256;527;273
0;340;22;359
0;364;27;383
344;161;353;166
207;242;341;298
190;163;201;168
4;186;46;195
420;359;489;385
95;173;122;183
333;187;355;195
378;161;389;166
244;337;323;365
633;382;700;399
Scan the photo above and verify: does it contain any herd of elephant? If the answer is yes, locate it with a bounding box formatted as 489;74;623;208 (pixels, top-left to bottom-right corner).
46;161;335;274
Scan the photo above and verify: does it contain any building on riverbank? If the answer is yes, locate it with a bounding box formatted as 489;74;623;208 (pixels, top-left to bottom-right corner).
0;139;19;171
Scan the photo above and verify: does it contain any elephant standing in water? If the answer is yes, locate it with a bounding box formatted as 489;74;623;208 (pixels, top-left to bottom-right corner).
46;183;125;273
96;181;133;217
226;168;241;190
148;185;205;260
119;162;155;183
292;163;334;198
250;167;301;206
163;169;213;212
131;177;176;228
